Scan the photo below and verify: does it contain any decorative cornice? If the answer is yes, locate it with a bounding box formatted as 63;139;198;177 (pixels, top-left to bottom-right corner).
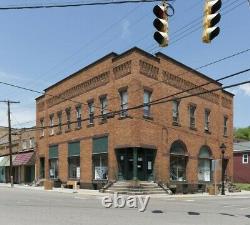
113;60;132;80
162;70;220;104
139;60;159;80
46;71;110;108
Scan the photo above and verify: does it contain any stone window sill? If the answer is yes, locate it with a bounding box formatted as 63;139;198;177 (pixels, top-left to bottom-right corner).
87;123;94;128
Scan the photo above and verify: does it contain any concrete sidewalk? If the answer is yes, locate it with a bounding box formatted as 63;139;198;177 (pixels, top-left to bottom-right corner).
0;183;250;199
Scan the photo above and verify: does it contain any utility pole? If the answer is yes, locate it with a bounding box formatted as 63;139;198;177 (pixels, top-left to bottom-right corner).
0;100;20;188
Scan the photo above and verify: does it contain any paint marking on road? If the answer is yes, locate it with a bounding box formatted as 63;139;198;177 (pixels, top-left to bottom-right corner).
240;207;249;210
185;199;195;202
74;196;87;200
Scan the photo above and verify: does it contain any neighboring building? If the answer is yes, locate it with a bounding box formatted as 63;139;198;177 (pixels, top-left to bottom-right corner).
234;141;250;183
35;47;233;191
0;127;36;184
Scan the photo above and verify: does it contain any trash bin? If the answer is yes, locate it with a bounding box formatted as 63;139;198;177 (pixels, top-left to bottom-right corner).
208;186;215;195
44;180;54;190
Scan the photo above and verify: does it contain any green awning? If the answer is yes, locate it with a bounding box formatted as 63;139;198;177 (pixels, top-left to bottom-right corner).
68;142;80;157
49;145;58;159
93;136;108;154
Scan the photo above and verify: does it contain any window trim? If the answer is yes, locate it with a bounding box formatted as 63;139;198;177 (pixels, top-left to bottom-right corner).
143;90;152;117
204;109;211;132
189;104;197;129
242;154;249;164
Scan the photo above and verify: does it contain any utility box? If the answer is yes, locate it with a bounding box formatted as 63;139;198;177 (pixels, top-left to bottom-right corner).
44;180;54;190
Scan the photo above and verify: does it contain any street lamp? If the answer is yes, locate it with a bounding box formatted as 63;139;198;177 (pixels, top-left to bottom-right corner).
220;143;226;195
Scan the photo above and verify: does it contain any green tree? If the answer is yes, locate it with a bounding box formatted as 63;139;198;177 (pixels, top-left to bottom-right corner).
234;126;250;140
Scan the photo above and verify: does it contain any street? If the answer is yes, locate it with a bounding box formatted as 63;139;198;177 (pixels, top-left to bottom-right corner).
0;187;250;225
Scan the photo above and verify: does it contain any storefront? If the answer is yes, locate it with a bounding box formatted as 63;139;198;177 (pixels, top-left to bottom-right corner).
68;142;80;180
116;148;156;181
0;152;35;184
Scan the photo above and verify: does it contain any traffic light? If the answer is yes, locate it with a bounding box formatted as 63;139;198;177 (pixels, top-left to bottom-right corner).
153;4;168;47
202;0;222;43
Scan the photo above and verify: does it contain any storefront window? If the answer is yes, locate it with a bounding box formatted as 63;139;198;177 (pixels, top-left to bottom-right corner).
170;140;188;181
49;159;58;179
93;154;108;180
68;157;80;179
198;146;212;182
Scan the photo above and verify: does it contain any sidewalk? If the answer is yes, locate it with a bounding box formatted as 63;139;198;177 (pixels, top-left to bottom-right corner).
1;183;250;199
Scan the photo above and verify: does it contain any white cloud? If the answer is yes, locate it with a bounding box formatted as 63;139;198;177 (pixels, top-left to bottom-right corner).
239;83;250;96
0;105;35;128
121;19;131;39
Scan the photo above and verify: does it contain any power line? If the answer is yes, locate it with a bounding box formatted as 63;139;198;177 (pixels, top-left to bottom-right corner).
1;47;249;118
14;68;250;131
150;67;250;105
0;0;163;10
149;0;245;53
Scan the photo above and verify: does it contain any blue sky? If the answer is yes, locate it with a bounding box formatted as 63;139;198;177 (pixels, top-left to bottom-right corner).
0;0;249;128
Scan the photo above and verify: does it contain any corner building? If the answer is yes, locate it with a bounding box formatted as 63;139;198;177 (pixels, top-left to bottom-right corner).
36;47;233;191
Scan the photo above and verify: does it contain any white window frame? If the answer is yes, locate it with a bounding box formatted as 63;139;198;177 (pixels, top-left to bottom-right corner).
204;109;210;132
242;154;249;164
120;90;128;117
172;100;180;123
143;90;152;117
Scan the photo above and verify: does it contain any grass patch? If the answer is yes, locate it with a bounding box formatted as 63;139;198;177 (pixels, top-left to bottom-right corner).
234;183;250;191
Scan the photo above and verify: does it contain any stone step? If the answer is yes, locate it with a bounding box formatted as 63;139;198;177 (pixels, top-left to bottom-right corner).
104;190;167;195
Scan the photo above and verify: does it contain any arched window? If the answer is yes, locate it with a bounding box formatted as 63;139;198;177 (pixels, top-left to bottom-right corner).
198;146;212;182
170;140;188;181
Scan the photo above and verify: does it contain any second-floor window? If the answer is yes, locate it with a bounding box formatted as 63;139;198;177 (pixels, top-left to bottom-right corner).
189;104;196;129
100;96;108;119
66;108;71;130
40;118;45;137
22;140;27;150
57;111;62;132
119;89;128;117
143;90;152;117
29;138;35;148
49;114;54;135
224;116;228;136
204;109;210;132
76;105;82;128
172;100;180;124
88;101;94;124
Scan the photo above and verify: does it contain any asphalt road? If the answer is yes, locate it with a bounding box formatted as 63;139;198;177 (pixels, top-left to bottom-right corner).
0;187;250;225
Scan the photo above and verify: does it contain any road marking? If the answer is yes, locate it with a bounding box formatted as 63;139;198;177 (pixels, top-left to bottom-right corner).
74;197;87;200
185;200;195;202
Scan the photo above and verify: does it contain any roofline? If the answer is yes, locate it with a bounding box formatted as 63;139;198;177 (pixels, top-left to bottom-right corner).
112;47;160;63
35;94;45;101
155;52;222;87
234;149;250;153
222;89;235;97
44;52;118;92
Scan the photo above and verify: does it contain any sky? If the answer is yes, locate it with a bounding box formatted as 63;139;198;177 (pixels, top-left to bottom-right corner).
0;0;249;128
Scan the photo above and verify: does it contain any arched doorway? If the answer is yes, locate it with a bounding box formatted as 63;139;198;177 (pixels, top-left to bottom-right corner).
170;140;188;181
198;146;212;182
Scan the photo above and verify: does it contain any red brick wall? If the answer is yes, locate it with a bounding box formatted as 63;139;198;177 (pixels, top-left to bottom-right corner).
35;48;234;186
234;152;250;183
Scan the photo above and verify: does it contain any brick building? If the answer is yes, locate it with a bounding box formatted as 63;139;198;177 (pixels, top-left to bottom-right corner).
233;141;250;183
0;127;36;184
35;47;233;191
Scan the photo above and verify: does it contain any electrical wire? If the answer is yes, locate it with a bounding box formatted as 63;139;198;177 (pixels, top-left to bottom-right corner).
0;0;164;10
8;68;250;131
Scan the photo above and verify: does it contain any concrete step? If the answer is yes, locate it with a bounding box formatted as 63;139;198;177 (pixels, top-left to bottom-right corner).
104;190;167;195
103;181;169;195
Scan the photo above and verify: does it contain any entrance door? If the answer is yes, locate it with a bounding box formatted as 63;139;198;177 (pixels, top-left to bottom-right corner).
116;149;133;180
116;148;155;181
40;157;45;179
